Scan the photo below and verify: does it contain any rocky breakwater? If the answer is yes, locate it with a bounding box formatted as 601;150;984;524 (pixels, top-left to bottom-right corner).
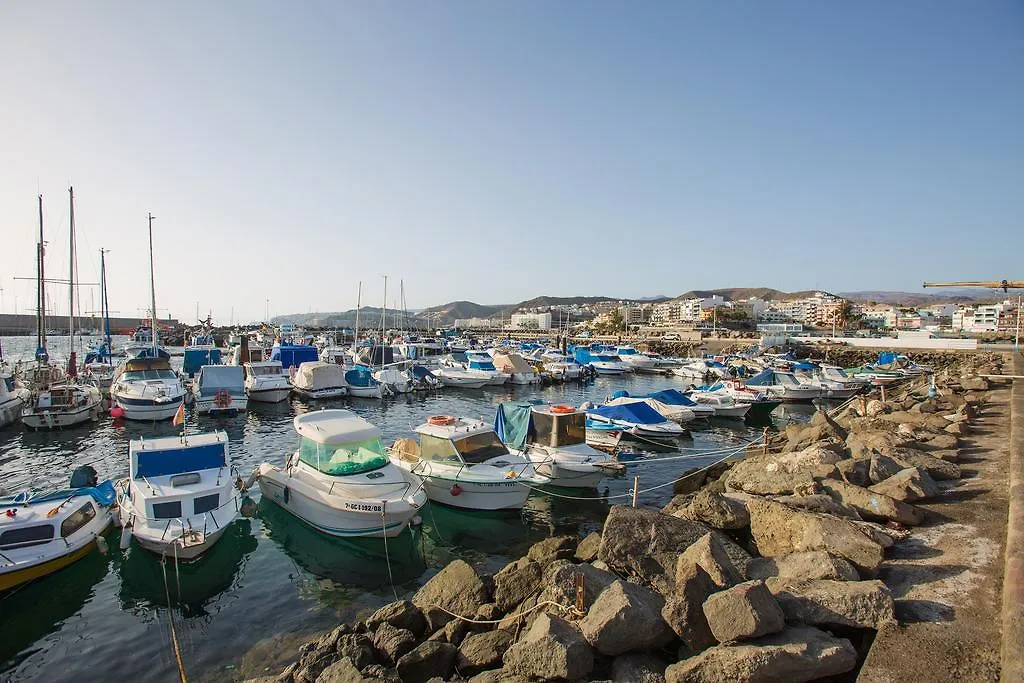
242;353;1003;683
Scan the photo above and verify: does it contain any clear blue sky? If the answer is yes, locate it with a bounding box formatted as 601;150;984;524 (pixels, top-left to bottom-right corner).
2;2;1021;323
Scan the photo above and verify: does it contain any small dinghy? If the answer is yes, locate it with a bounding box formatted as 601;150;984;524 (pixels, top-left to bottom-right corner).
585;401;688;447
256;410;426;537
116;431;242;560
0;466;115;591
390;415;547;510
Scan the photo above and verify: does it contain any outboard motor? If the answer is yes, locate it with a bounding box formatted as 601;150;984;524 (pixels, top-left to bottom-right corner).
70;464;99;489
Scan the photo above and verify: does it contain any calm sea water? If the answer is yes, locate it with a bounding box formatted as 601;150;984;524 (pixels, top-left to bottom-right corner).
0;335;821;682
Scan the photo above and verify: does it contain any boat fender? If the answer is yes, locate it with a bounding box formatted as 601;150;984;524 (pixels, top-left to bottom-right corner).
119;524;133;550
110;405;125;419
283;486;290;504
96;535;109;555
449;483;462;496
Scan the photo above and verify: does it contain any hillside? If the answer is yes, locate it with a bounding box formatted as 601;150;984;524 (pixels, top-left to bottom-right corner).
671;288;819;302
419;300;507;321
839;290;998;305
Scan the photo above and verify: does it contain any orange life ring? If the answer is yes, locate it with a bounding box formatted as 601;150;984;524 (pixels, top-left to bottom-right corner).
214;390;233;409
550;404;575;414
428;415;456;426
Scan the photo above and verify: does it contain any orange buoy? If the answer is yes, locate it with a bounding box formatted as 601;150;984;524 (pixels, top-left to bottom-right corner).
428;415;456;426
550;405;575;414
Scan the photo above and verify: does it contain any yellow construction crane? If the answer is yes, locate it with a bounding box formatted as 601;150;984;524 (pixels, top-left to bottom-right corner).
923;280;1024;292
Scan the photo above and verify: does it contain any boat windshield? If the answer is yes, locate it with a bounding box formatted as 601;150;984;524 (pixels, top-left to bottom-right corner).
531;411;586;448
249;365;283;376
123;369;177;381
453;431;510;464
776;372;801;387
298;436;389;475
618;348;637;356
822;367;849;380
469;360;496;371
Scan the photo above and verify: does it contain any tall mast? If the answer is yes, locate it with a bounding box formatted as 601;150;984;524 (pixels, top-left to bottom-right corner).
68;187;77;375
354;281;361;347
36;195;47;359
101;249;111;362
381;276;387;368
148;213;158;354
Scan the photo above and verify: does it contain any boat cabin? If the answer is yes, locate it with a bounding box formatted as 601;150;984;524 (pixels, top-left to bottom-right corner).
529;406;587;448
115;357;178;383
128;432;230;525
0;494;101;556
293;410;389;476
398;418;512;467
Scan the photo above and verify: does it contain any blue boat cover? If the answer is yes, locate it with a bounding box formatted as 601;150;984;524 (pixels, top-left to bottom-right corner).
588;402;668;425
573;348;592;364
791;362;817;371
345;365;378;388
494;401;541;449
410;366;435;381
744;369;776;386
1;480;117;508
135;442;227;479
877;352;899;365
183;348;223;378
271;345;319;368
643;389;697;407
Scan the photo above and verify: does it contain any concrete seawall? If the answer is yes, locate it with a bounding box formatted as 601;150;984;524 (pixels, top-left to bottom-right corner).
1002;353;1023;681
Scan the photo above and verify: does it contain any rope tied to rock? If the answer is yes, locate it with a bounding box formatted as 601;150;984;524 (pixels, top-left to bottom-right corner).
425;598;586;625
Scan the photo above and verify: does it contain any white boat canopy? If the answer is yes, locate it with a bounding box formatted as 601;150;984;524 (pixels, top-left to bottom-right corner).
293;409;382;445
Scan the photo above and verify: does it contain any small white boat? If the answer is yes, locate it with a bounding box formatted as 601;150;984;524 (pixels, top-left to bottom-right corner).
344;365;387;399
585;401;689;445
21;363;103;430
434;367;490;389
684;391;750;419
193;365;248;415
615;346;660;372
498;404;624;488
491;352;541;385
391;416;546;510
540;352;583;380
460;354;509;385
111;357;187;421
607;394;701;423
586;352;631;375
0;369;26;429
0;466;114;591
744;369;823;403
374;367;413;394
672;359;731;381
244;361;292;403
115;431;242;560
256;410;426;537
291;361;349;399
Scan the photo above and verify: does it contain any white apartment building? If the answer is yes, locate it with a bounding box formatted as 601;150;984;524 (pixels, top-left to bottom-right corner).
454;317;496;330
510;312;553;330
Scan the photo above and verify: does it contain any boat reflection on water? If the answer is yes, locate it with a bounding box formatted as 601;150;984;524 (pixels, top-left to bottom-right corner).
773;402;823;423
522;489;611;537
116;518;257;617
257;498;426;589
0;537;111;671
420;501;535;559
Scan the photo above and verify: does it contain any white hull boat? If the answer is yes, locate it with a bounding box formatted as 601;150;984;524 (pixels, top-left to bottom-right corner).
22;381;103;430
374;368;413;394
256;410;426;537
193;365;248;415
116;431;242;560
434;368;490;389
245;361;292;403
291;361;349;399
111;357;187;421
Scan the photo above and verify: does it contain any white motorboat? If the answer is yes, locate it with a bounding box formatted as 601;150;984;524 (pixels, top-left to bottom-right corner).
374;367;413;394
491;352;541;384
606;393;702;423
291;361;348;399
672;358;731;382
461;354;509;385
0;369;26;429
586;352;631;375
540;352;583;381
111;357;187;421
391;416;546;510
256;410;427;537
684;391;750;419
244;361;292;403
193;365;248;415
433;367;490;389
22;377;103;430
343;365;387;399
498;404;624;488
115;431;242;560
744;369;823;403
585;401;689;445
0;466;115;591
615;346;660;372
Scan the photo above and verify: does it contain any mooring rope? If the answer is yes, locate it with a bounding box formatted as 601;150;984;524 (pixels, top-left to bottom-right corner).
160;554;188;683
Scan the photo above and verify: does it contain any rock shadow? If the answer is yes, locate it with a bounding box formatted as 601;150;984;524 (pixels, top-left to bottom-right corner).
895;599;955;623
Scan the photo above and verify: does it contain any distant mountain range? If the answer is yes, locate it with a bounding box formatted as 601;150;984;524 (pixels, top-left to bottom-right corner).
271;287;999;328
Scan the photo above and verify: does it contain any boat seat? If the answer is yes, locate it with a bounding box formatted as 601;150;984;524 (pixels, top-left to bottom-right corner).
392;437;421;463
170;472;202;487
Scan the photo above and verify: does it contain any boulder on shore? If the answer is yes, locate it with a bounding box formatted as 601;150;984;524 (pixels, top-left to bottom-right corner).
869;466;940;502
679;533;743;589
661;558;719;651
773;579;896;629
748;498;885;573
411;559;490;619
579;579;675;656
527;535;578;566
395;641;457;683
456;630;514;676
702;580;786;643
502;613;594;681
575;532;602;562
492;557;542;612
611;653;668;683
818;478;925;526
745;550;859;588
680;489;751;530
663;626;858;683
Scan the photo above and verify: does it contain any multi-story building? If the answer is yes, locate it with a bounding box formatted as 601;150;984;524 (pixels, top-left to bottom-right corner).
509;312;553;330
454;317;495;330
618;306;644;326
650;302;681;326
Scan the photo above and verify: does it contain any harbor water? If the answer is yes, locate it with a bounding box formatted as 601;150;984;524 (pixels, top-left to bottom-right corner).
0;335;824;682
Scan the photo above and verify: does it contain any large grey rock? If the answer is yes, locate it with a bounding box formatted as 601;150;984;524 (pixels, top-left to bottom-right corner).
664;626;858;683
868;453;905;484
335;634;375;671
870;466;940;502
679;533;743;589
357;665;400;682
502;613;594;680
682;489;750;530
702;580;785;643
366;600;427;637
748;498;885;573
372;623;417;664
597;505;714;595
661;558;718;651
579;580;674;656
818;478;925;525
314;658;364;683
835;458;871;487
412;559;490;619
456;630;514;675
611;653;667;683
492;557;542;611
527;535;578;566
575;532;602;562
771;493;861;519
539;559;618;612
725;456;816;497
845;430;914;460
781;414;847;452
745;550;859;589
773;579;896;629
891;447;962;480
466;670;529;683
395;641;457;683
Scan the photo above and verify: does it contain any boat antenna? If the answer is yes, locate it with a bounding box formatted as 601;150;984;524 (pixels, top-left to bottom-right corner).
36;194;48;363
147;213;157;356
68;187;78;377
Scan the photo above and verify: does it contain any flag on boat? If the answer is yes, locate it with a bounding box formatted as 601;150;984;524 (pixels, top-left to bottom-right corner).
172;402;185;426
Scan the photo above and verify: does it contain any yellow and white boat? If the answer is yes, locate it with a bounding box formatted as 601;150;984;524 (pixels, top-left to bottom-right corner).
0;467;114;591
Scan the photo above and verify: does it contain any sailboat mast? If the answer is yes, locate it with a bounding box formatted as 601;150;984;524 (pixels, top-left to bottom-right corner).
37;195;45;355
148;213;158;354
101;249;111;362
381;276;387;368
68;187;77;375
354;281;361;347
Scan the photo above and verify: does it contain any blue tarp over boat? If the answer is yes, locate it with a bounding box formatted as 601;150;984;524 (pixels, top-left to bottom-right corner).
744;369;777;386
344;365;378;388
494;401;542;449
183;347;222;378
587;402;668;425
641;389;698;407
271;345;319;369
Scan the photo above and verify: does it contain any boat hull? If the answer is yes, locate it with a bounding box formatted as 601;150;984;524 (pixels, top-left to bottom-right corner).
292;386;348;399
529;460;607;488
0;536;100;592
256;467;419;538
247;386;292;403
420;476;531;511
22;402;99;429
113;394;185;421
0;397;21;428
130;524;232;561
195;395;249;415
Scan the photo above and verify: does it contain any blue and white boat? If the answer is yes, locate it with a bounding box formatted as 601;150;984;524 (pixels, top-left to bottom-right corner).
344;365;386;398
574;348;630;375
607;389;706;422
744;368;822;403
111;356;187;421
193;365;247;415
116;431;242;560
615;346;659;372
584;401;688;447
